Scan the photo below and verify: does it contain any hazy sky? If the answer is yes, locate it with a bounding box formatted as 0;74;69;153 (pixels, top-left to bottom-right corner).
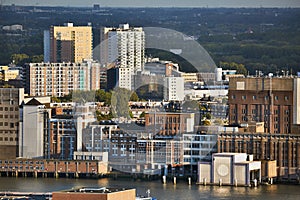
4;0;300;8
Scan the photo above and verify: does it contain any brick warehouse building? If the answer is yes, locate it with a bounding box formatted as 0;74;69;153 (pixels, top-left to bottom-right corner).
218;132;300;181
228;76;300;134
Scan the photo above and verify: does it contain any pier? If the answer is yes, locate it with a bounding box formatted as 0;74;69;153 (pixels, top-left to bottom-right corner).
0;158;108;178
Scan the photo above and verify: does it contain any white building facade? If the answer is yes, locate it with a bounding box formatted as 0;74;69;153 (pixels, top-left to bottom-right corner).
163;76;185;101
100;24;145;74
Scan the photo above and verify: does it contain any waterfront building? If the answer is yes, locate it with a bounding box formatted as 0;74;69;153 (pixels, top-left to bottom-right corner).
0;159;109;178
218;132;300;181
228;76;300;134
52;187;136;200
46;23;93;63
25;61;100;97
19;98;51;159
49;105;76;160
182;133;218;165
0;88;24;159
198;153;261;186
100;23;145;74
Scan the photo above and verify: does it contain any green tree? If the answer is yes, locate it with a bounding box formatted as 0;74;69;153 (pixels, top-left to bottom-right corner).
220;61;247;76
111;87;131;119
31;55;44;63
11;54;29;65
139;111;146;118
203;119;211;126
95;89;111;105
51;96;61;103
130;91;139;101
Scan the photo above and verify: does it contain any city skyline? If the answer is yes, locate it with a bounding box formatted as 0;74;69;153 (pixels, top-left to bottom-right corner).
4;0;300;8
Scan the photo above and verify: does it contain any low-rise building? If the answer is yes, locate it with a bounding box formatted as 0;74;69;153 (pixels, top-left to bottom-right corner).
145;112;194;136
52;187;136;200
198;153;261;186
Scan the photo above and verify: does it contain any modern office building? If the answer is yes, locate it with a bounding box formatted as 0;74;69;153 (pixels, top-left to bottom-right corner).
49;106;76;160
163;76;185;101
25;61;100;97
228;76;300;134
0;88;24;159
182;133;218;165
43;30;50;63
100;23;145;74
47;23;93;63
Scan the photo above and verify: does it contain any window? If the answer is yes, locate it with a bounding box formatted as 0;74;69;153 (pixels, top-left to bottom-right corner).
275;96;279;100
285;110;289;115
253;95;257;100
284;96;289;101
242;95;246;100
231;95;236;99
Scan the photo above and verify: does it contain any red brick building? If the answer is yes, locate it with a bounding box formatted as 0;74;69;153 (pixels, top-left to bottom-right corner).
228;77;300;134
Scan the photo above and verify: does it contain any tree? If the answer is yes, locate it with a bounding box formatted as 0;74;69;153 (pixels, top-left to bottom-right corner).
95;89;111;105
130;91;139;101
72;90;95;103
111;87;131;119
205;113;212;120
51;96;61;103
139;111;146;118
220;61;247;76
31;55;44;63
11;54;29;65
203;119;211;126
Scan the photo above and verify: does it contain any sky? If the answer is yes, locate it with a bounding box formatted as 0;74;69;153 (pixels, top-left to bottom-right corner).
4;0;300;8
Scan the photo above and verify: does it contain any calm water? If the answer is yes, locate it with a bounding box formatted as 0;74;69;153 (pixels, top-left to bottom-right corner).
0;177;300;199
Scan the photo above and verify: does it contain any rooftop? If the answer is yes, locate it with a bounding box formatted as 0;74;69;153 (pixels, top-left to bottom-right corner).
59;187;134;194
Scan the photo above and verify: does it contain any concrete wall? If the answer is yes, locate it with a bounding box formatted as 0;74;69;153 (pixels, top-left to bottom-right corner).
198;162;211;183
213;156;232;184
21;106;45;158
234;165;246;185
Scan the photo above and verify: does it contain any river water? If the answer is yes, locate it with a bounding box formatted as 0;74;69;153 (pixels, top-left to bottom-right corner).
0;177;300;199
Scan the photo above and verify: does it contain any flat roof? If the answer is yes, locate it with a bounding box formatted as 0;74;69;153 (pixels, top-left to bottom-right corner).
57;187;134;194
213;152;246;156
